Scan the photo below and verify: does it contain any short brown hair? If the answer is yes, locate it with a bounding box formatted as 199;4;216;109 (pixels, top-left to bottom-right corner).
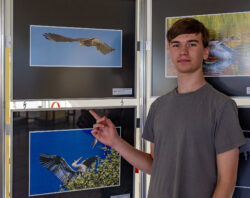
167;18;210;48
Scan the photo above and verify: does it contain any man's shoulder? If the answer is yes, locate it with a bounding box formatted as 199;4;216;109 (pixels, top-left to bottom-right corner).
152;89;175;105
206;84;229;99
205;84;235;109
148;89;176;114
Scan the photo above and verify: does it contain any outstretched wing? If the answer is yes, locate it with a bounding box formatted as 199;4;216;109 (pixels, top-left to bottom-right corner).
81;38;115;55
82;156;97;168
43;33;77;42
43;33;115;55
40;153;76;183
216;36;239;46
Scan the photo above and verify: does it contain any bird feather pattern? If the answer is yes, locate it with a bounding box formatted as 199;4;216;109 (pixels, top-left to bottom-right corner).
43;33;115;55
40;153;76;183
40;153;98;183
82;157;97;167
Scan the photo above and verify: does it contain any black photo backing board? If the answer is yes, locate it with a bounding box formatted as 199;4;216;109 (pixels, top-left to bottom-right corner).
152;0;250;97
12;107;135;198
233;107;250;197
13;0;135;99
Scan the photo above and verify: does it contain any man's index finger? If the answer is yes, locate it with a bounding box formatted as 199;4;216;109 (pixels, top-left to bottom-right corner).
89;110;101;120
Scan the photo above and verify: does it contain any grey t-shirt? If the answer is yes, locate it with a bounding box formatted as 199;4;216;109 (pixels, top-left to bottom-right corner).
142;83;246;198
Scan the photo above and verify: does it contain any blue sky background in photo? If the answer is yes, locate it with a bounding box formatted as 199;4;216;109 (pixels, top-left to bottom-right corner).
30;25;122;67
29;129;113;196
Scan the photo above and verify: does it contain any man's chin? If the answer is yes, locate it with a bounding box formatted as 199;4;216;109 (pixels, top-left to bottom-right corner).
176;67;201;74
176;69;194;74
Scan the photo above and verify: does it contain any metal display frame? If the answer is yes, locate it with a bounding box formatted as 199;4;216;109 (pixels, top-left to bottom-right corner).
3;0;250;197
6;0;144;197
11;107;137;198
149;0;250;97
138;0;147;197
144;0;250;196
11;0;137;100
0;0;5;197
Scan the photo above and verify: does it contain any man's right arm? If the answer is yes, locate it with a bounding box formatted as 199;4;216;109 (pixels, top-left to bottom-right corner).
89;110;154;174
112;138;154;174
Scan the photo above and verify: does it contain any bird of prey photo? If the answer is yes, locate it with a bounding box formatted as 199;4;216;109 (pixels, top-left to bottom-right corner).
40;153;97;183
43;33;115;55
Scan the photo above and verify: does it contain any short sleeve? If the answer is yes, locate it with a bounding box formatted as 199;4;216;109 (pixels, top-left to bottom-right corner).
142;101;158;143
215;99;246;154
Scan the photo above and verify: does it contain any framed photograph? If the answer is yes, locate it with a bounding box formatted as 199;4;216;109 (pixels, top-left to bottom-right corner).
30;25;122;68
151;0;250;97
13;0;135;99
233;107;250;197
165;12;250;78
12;108;135;198
29;128;121;196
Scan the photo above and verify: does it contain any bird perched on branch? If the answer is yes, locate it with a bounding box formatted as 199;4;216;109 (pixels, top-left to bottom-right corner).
40;153;97;183
43;33;115;55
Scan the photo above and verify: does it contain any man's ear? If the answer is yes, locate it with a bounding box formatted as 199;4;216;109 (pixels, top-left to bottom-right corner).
203;46;209;60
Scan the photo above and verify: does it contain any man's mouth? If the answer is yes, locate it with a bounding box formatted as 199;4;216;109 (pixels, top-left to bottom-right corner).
177;59;191;63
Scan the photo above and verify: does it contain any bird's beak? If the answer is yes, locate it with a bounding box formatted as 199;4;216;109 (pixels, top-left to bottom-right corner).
91;138;98;149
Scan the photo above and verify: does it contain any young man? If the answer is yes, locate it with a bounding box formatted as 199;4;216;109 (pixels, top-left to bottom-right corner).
90;18;245;198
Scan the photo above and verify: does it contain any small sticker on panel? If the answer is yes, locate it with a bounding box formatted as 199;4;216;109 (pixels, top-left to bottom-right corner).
247;87;250;95
111;194;130;198
112;88;133;96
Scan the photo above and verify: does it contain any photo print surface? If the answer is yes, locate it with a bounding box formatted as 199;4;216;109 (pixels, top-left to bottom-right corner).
151;0;250;97
29;128;121;196
13;0;135;99
30;26;122;67
165;12;250;78
12;108;135;198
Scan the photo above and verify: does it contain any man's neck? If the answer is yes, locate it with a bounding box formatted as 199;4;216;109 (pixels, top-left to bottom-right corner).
177;71;207;94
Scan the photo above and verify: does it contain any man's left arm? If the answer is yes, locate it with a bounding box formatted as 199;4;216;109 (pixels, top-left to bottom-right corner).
212;148;239;198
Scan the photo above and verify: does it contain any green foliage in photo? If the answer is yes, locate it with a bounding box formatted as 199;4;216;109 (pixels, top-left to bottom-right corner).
61;147;120;191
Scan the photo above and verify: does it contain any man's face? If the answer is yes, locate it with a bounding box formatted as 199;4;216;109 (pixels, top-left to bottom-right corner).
168;33;209;74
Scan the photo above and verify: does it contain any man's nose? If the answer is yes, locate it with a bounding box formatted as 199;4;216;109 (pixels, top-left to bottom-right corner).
180;45;188;55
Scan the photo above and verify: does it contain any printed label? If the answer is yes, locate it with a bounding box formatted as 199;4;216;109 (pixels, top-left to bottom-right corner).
112;88;133;95
247;87;250;95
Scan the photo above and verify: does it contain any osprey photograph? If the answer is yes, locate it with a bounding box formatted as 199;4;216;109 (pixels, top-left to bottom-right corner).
29;128;121;196
165;12;250;77
30;25;122;67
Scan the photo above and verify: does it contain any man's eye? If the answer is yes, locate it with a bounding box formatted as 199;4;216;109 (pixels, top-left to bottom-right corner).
171;44;179;48
188;43;197;47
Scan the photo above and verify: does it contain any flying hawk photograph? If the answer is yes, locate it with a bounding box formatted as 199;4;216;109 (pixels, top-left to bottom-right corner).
165;11;250;77
30;25;122;67
29;128;121;196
